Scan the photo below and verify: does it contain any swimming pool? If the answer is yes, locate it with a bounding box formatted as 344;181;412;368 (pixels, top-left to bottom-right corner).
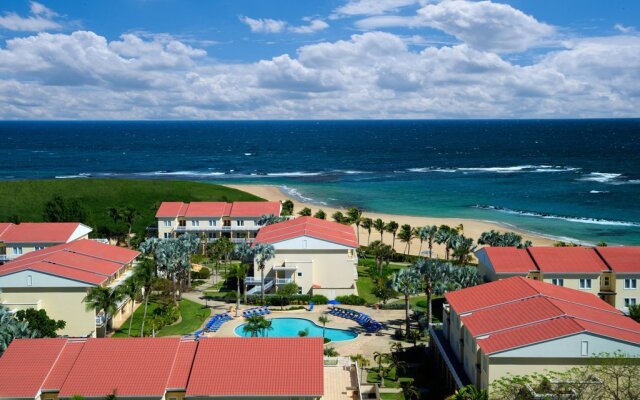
235;317;358;341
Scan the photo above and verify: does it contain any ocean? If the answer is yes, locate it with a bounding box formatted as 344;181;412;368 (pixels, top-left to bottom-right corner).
0;120;639;245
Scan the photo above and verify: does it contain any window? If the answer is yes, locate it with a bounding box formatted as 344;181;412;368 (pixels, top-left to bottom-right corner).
624;298;637;307
26;275;32;286
579;278;592;289
297;286;303;294
163;233;171;239
551;278;564;286
208;232;216;239
604;276;610;286
236;220;244;226
12;247;22;255
163;220;171;227
297;272;303;277
209;220;216;226
35;246;45;251
581;341;589;356
624;279;637;290
191;220;199;227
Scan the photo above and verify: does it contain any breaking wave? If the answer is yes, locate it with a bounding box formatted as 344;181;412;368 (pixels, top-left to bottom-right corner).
474;205;640;227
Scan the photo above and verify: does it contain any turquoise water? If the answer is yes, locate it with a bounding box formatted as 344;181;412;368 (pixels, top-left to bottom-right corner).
235;317;358;341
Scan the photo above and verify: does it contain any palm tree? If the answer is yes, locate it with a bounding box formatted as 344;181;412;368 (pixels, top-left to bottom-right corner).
243;315;267;337
346;208;363;244
0;304;35;355
351;354;370;383
397;224;414;254
389;341;403;354
426;225;438;258
134;258;156;337
373;351;389;388
106;207;140;248
451;234;476;266
257;214;285;226
229;263;250;317
434;225;458;260
84;286;125;334
318;314;330;339
416;226;429;256
401;382;421;400
372;218;386;242
385;221;399;249
361;218;373;244
332;211;346;224
387;354;408;382
368;241;395;275
216;236;235;279
281;200;294;216
391;267;421;336
415;258;450;327
121;278;141;337
298;207;312;217
235;242;254;304
253;243;276;305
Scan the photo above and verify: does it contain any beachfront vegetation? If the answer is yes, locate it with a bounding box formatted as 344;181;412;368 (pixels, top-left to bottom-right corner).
391;268;421;335
478;230;532;248
253;243;276;305
281;199;294;216
313;209;327;219
0;179;262;243
298;207;312;216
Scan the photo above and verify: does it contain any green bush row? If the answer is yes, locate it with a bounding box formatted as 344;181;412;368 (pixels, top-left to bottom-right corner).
335;294;366;305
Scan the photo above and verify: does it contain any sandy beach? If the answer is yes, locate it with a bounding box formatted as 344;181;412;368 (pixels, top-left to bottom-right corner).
228;184;556;257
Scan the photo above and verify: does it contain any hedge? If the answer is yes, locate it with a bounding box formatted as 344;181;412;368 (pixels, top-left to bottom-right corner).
335;294;366;305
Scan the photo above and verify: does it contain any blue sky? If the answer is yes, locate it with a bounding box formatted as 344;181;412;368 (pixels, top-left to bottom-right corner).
0;0;639;119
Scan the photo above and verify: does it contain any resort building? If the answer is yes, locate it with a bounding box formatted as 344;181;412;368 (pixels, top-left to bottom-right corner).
0;222;92;263
156;201;282;243
476;246;640;313
250;216;359;300
0;337;357;400
430;276;640;394
0;240;139;337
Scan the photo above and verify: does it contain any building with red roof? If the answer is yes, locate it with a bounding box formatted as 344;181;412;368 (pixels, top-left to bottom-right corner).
248;217;358;300
0;337;328;400
0;222;92;263
156;201;281;244
430;276;640;394
0;240;139;338
476;246;640;313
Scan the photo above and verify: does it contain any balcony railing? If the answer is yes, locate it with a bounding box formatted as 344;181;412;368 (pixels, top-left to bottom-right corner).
276;278;294;284
174;225;259;232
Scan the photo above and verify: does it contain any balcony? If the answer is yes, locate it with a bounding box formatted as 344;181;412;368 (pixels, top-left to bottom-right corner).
276;278;294;285
174;225;259;232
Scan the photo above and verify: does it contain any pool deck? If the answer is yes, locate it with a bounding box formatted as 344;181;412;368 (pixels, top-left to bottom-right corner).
200;303;410;361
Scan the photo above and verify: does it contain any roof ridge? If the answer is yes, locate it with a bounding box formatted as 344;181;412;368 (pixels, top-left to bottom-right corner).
39;339;69;394
43;255;112;277
546;295;621;316
572;316;640;335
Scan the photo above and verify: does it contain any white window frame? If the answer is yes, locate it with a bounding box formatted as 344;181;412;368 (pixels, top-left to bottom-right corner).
624;279;637;290
236;220;244;226
209;220;216;227
163;220;171;227
579;278;592;290
581;341;589;356
624;298;637;307
12;247;22;255
26;275;33;286
163;233;171;239
191;220;200;227
551;278;564;286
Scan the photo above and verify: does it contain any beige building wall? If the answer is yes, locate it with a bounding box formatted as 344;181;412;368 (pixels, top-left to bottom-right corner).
485;359;588;389
158;217;178;238
542;273;601;297
1;288;97;337
616;274;640;310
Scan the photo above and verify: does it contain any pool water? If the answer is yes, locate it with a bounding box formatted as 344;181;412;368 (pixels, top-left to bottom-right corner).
235;317;358;341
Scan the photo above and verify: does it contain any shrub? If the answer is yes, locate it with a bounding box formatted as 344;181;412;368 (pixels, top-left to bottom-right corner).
335;294;366;306
198;267;211;279
415;300;428;309
286;306;306;311
393;328;405;340
380;302;406;310
309;294;329;305
191;254;208;264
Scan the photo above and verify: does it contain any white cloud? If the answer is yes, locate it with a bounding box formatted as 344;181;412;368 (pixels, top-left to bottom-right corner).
240;16;287;33
289;19;329;34
332;0;424;17
0;1;62;32
356;0;555;53
0;29;639;119
614;24;635;33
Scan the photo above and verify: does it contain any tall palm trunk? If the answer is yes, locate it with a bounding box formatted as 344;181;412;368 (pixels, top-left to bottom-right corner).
260;264;265;305
418;241;423;256
428;240;433;258
392;234;396;249
426;284;433;327
404;293;411;336
236;274;241;317
127;299;135;337
140;294;150;337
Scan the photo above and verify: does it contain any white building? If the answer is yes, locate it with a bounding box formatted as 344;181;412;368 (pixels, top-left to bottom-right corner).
0;222;92;263
250;216;359;300
155;201;281;243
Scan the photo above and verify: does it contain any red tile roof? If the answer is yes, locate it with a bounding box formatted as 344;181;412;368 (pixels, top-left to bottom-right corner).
594;246;640;274
0;338;68;398
58;338;182;397
186;338;324;397
0;240;139;286
167;340;199;390
0;222;90;243
155;201;281;218
255;216;358;248
0;223;12;237
229;201;281;217
448;277;640;354
0;337;325;398
478;247;538;274
527;247;608;274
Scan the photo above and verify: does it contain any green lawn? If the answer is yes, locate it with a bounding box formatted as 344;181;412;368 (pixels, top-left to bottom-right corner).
380;393;405;400
0;179;263;234
356;260;407;305
367;368;413;388
113;298;210;337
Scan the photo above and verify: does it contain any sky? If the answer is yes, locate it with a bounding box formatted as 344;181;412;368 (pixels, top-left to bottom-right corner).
0;0;639;119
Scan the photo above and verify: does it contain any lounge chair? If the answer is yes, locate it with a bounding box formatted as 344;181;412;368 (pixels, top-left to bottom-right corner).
307;301;314;311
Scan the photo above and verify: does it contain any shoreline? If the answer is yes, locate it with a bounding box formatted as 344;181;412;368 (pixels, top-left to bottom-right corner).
226;183;559;257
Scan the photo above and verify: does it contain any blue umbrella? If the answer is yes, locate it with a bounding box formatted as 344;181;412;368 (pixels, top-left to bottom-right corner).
328;300;341;305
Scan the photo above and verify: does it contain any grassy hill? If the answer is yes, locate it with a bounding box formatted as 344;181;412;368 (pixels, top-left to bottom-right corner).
0;179;264;237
